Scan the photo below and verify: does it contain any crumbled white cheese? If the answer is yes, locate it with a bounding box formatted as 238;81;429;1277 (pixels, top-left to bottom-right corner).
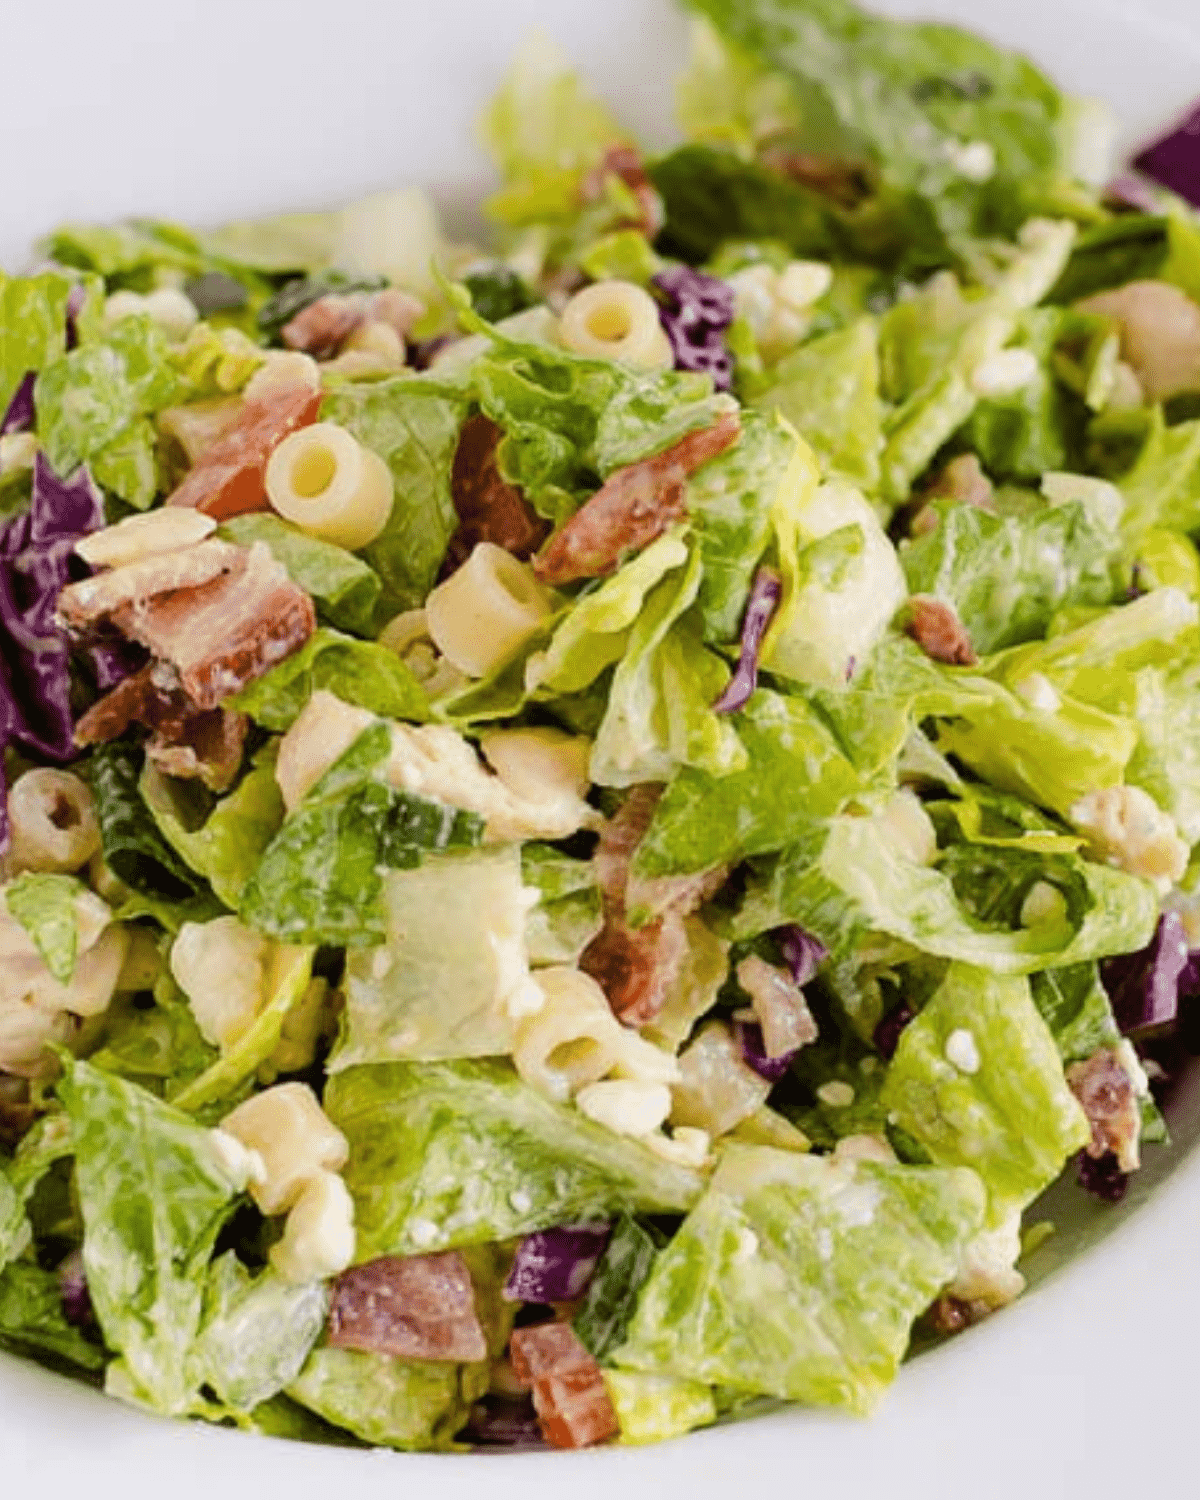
816;1080;856;1109
408;1218;440;1249
948;1210;1025;1309
945;139;996;182
945;1028;981;1075
1070;785;1189;887
1014;672;1061;713
644;1126;711;1169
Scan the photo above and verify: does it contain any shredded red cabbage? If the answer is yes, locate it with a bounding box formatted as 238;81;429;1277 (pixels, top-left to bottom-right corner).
1077;1149;1129;1203
1;373;35;437
777;925;828;987
652;265;735;393
1101;912;1191;1034
1133;102;1200;208
734;1018;795;1082
873;1002;915;1061
57;1249;93;1328
466;1396;546;1449
503;1225;612;1304
65;283;86;351
713;566;782;714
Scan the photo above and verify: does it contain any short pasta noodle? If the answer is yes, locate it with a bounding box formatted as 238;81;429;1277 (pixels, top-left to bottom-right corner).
425;542;554;678
558;280;673;370
265;421;395;549
8;769;102;874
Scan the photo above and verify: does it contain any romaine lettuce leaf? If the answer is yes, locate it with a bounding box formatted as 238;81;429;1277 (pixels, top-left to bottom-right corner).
331;847;533;1067
1029;962;1121;1066
604;1370;716;1445
0;1262;107;1373
219;515;381;637
1119;411;1200;544
521;844;603;967
0;269;78;413
90;741;210;901
631;689;861;877
42;220;207;284
614;1144;985;1414
4;873;102;984
880;962;1090;1222
899;498;1118;654
57;1059;239;1414
319;376;466;618
1125;659;1200;842
84;969;217;1098
675;14;804;155
574;1214;662;1361
287;1346;482;1451
228;627;428;732
324;1059;703;1258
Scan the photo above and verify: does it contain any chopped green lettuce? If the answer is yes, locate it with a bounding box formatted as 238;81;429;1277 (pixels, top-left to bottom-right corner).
219;515;382;637
880;962;1090;1221
229;627;428;732
614;1144;985;1414
574;1214;662;1361
90;741;210;901
324;1059;703;1258
604;1370;716;1445
1029;962;1121;1066
287;1347;482;1451
43;219;207;284
5;873;102;984
1119;412;1200;545
0;269;78;413
521;845;603;966
57;1060;239;1414
0;1262;107;1373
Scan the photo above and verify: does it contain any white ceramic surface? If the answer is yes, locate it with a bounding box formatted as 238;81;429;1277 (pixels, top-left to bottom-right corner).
4;2;1200;1496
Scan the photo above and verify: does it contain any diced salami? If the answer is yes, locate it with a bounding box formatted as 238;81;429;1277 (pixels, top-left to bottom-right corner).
581;909;689;1029
443;415;550;573
532;412;742;586
328;1251;487;1363
166;383;322;520
507;1323;619;1450
906;595;978;667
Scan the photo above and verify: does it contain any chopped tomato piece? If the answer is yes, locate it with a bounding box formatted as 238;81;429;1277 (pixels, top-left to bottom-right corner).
508;1323;619;1450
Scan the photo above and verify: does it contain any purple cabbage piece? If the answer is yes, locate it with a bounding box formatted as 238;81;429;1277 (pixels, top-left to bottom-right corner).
85;639;147;693
1101;912;1191;1034
1;373;35;437
503;1224;612;1304
713;567;782;714
777;925;828;987
1077;1150;1129;1203
652;265;736;393
65;283;86;351
1103;173;1160;214
57;1250;93;1328
873;1003;915;1061
0;453;103;846
466;1396;546;1449
734;1018;795;1083
1133;102;1200;209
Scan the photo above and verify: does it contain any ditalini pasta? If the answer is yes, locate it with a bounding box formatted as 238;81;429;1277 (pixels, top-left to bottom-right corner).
559;280;674;370
425;541;555;677
7;769;101;874
265;421;395;548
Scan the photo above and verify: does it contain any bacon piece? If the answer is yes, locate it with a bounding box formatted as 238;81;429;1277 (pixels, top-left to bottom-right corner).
166;383;322;520
592;782;664;907
507;1323;619;1451
906;595;977;667
1067;1047;1142;1174
580;144;665;239
443;415;550;574
58;539;246;631
282;288;426;358
146;709;248;793
329;1251;487;1363
532;412;742;586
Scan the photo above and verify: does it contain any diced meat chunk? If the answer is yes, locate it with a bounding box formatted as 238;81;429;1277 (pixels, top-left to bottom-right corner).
1067;1046;1143;1174
906;594;977;666
443;415;550;573
166;383;322;519
508;1323;619;1451
328;1251;487;1363
580;911;689;1029
580;144;665;238
928;453;994;511
593;783;664;907
1077;280;1200;401
532;412;742;585
282;288;425;358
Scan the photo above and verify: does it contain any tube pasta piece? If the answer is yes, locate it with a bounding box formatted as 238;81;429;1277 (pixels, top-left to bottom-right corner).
559;280;673;371
8;769;101;874
479;728;592;804
512;966;631;1103
220;1081;349;1216
265;421;395;550
425;542;555;679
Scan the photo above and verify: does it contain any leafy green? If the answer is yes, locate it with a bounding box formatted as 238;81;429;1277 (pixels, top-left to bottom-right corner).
42;219;207;284
287;1346;482;1451
1125;658;1200;842
229;627;428;732
0;1262;106;1373
320;376;466;618
140;757;284;911
325;1059;703;1258
899;498;1118;653
614;1144;985;1414
521;844;603;966
331;847;533;1067
604;1370;716;1445
219;515;382;637
57;1060;239;1414
84;970;217;1097
5;873;99;984
1119;411;1200;544
632;690;861;877
880;962;1090;1222
239;723;483;946
90;741;210;901
1029;962;1121;1066
0;268;78;413
574;1214;662;1361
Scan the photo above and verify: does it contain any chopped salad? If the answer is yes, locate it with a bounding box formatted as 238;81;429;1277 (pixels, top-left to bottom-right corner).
5;0;1200;1454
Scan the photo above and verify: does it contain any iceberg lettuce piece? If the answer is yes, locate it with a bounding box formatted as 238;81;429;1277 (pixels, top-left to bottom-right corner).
229;627;428;732
900;498;1118;654
42;219;207;283
288;1346;482;1451
764;473;907;690
614;1144;985;1414
755;320;882;494
1030;962;1121;1067
324;1059;703;1258
676;14;803;154
734;810;1158;972
1126;660;1200;842
0;1173;28;1270
590;547;745;787
57;1060;239;1414
320;377;466;617
604;1370;716;1445
1119;411;1200;545
880;963;1090;1222
574;1214;662;1361
331;846;535;1068
632;689;862;877
140;755;284;911
219;515;381;638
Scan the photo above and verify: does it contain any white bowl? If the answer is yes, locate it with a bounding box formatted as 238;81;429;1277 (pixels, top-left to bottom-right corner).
5;1;1200;1495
